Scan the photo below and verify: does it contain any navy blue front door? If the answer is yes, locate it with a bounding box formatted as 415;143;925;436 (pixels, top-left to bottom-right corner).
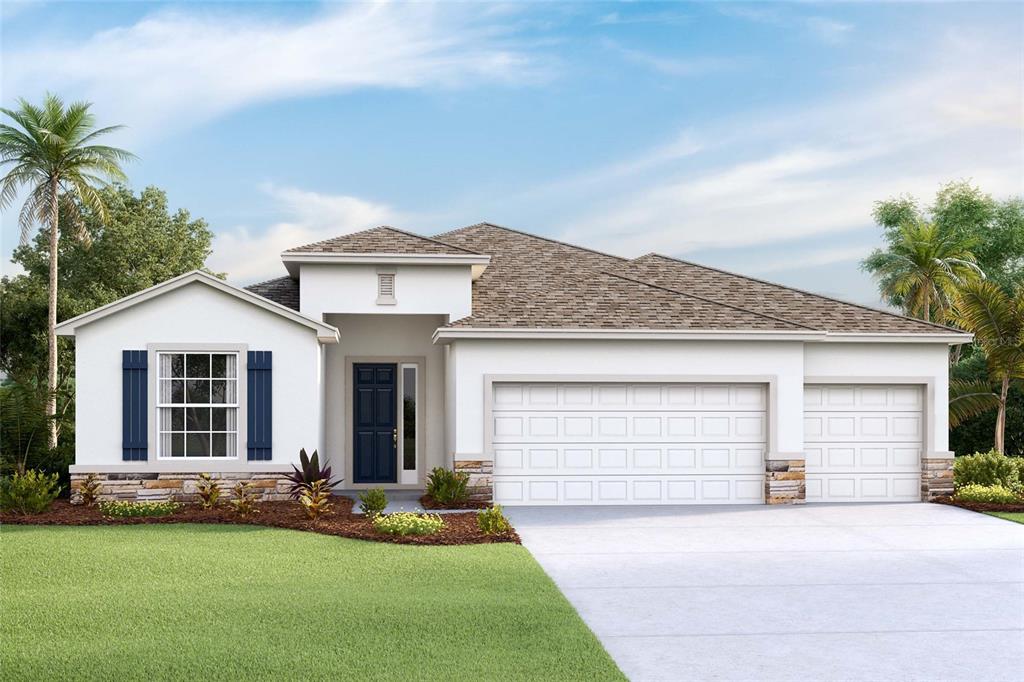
353;363;397;484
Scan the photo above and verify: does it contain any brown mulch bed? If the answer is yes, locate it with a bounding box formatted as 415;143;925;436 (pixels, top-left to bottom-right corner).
1;498;520;546
932;496;1024;513
419;494;489;510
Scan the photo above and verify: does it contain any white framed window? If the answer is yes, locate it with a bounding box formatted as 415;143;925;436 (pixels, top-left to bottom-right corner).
399;363;418;484
157;352;238;458
377;271;396;305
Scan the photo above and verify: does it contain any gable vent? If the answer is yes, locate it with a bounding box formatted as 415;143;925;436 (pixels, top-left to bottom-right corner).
377;272;396;304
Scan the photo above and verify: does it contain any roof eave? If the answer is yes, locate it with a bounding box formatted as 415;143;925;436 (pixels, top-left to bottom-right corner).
281;252;491;278
432;327;973;345
55;270;340;344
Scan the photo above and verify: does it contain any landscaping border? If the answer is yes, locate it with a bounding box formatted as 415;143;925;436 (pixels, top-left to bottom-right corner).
932;496;1024;514
1;498;520;546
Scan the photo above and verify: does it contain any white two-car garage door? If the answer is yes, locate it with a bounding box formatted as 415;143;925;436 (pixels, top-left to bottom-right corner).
491;382;766;505
804;384;923;502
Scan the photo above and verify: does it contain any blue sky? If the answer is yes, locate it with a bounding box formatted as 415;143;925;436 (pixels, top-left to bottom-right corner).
2;1;1022;305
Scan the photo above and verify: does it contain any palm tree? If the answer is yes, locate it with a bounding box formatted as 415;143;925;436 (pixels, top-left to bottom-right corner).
0;94;134;449
862;220;983;323
949;280;1024;453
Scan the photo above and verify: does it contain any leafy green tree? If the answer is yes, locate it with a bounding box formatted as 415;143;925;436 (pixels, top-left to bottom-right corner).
0;185;216;477
861;220;982;323
871;181;1024;295
949;281;1024;453
0;94;134;450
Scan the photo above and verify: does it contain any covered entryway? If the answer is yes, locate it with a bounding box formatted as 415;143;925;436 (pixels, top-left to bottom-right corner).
804;384;923;502
491;382;767;505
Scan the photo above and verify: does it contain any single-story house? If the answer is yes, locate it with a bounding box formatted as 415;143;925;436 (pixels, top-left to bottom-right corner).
60;223;969;505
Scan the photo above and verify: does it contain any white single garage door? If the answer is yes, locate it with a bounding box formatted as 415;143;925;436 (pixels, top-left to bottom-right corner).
804;384;923;502
491;382;766;505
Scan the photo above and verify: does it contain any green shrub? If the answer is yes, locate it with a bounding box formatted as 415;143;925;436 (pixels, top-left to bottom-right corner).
0;470;62;514
372;512;444;536
194;473;221;509
299;479;333;522
98;500;182;518
425;467;469;506
228;481;260;516
954;483;1021;505
76;473;102;507
477;505;512;535
954;451;1021;490
358;488;387;520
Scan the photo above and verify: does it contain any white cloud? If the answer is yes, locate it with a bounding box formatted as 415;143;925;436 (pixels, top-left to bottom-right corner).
601;39;741;77
3;1;547;141
208;184;399;284
748;245;873;274
804;17;854;45
557;37;1023;257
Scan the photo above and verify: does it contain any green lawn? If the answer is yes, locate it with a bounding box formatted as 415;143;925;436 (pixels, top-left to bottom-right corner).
1;525;624;681
985;511;1024;524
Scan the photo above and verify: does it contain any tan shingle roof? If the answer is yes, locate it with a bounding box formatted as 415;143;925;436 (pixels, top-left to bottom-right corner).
435;223;808;331
247;221;960;335
286;225;480;255
611;253;956;334
245;276;299;311
436;223;957;334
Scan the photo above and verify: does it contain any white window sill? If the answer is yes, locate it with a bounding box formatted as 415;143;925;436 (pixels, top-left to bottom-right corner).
376;296;397;305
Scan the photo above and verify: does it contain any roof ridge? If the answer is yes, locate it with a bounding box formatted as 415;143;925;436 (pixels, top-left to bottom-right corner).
602;270;816;331
642;253;963;333
434;222;628;262
379;226;483;255
286;225;481;255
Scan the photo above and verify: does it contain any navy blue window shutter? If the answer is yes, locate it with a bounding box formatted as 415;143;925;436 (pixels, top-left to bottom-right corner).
247;351;272;461
122;350;148;461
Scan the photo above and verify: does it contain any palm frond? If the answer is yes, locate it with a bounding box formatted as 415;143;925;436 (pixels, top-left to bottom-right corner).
948;379;1001;427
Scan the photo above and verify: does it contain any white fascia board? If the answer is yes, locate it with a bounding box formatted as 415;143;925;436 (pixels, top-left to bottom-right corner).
281;252;491;277
817;332;973;344
431;328;827;344
431;327;973;345
55;270;340;344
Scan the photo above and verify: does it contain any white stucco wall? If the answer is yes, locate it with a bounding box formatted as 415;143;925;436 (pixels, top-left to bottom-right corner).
73;281;324;468
804;342;951;454
447;338;955;461
322;314;447;486
447;339;808;458
299;264;472;320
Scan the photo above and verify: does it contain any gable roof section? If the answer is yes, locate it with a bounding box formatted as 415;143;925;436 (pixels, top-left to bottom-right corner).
433;223;969;340
285;225;482;255
613;254;959;335
56;270;339;343
245;276;299;311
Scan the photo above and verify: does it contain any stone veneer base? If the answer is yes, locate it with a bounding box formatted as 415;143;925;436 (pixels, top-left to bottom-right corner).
70;471;293;504
454;459;493;504
920;458;954;501
766;458;806;505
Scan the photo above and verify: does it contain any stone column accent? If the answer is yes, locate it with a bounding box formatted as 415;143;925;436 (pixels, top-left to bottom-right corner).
765;457;806;505
454;459;493;504
70;472;292;504
921;457;954;501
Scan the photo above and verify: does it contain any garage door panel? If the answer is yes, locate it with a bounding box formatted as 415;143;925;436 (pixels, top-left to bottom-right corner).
806;474;921;502
496;383;768;411
493;411;766;443
493;382;766;506
804;385;923;503
804;413;922;443
495;475;765;505
806;445;922;473
494;444;766;476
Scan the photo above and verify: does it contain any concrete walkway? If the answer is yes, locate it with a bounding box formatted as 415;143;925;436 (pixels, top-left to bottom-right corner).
506;503;1024;682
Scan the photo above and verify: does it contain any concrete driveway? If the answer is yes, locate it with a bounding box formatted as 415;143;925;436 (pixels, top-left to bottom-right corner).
506;503;1024;681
